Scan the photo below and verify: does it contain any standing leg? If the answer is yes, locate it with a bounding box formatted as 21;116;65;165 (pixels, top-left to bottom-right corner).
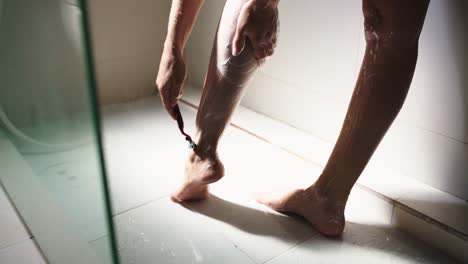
171;0;269;201
258;0;430;236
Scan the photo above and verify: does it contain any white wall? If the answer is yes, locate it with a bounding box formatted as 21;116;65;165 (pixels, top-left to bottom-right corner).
184;0;468;200
88;0;171;105
0;0;89;129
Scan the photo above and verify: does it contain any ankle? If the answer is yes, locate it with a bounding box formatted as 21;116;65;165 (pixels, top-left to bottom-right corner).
192;136;218;158
189;150;217;164
305;185;349;209
186;149;224;184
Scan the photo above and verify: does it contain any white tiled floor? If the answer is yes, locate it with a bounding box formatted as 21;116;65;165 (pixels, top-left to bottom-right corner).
0;240;45;264
0;186;30;249
267;223;450;264
0;186;45;264
392;207;468;263
114;198;256;264
0;139;41;264
102;97;458;264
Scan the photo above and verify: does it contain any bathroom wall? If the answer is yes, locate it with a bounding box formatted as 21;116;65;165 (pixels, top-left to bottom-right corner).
184;0;468;200
0;0;172;130
88;0;171;105
0;0;89;130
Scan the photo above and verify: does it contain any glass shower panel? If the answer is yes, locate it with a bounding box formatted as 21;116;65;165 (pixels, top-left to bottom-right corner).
0;0;117;263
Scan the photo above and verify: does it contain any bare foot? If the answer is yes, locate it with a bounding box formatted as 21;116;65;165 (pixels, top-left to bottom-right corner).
171;152;224;202
256;186;346;237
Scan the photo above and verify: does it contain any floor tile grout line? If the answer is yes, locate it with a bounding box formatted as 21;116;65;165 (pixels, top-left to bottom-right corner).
0;183;35;240
0;238;37;252
88;235;107;244
402;122;468;145
357;183;468;242
110;192;261;263
0;238;48;263
111;194;169;218
177;202;261;264
228;239;259;264
393;201;468;242
262;232;319;264
353;183;395;204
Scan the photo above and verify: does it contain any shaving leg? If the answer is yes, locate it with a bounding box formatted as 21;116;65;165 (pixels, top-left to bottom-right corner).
258;0;430;236
172;0;261;202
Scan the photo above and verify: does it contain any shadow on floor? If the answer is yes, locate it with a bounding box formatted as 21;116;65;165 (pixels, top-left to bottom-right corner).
183;194;315;240
183;194;459;264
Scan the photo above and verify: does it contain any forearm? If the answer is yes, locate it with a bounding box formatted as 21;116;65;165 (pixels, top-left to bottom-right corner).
164;0;204;53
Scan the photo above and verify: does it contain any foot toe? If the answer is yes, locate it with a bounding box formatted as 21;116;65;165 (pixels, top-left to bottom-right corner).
255;192;288;210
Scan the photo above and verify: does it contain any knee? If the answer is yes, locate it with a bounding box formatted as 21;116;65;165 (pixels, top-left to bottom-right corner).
363;5;425;50
216;43;258;84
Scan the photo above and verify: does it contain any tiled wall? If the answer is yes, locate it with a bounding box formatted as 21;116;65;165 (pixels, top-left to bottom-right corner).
184;0;468;200
88;0;171;105
0;0;90;129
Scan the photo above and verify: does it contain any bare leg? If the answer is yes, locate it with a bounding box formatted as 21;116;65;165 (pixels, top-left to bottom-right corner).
172;0;261;202
258;0;430;236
